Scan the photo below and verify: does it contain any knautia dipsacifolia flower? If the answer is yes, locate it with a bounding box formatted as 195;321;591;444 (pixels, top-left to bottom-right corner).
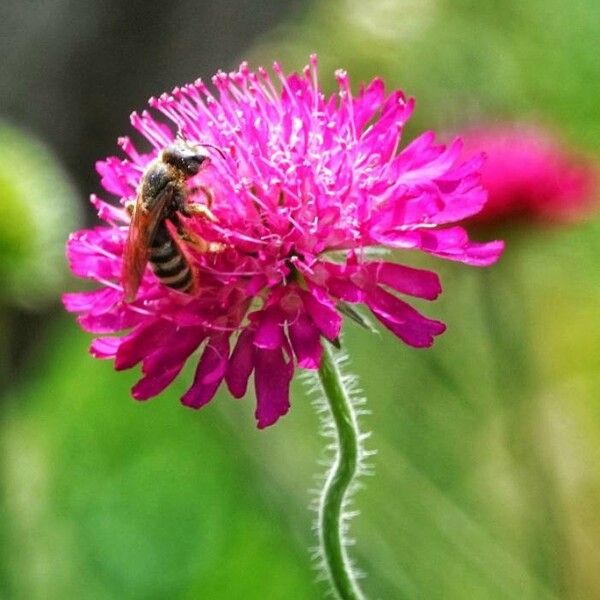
460;125;598;225
64;56;503;428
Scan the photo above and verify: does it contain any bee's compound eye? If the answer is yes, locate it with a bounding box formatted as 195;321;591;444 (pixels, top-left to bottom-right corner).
182;154;208;175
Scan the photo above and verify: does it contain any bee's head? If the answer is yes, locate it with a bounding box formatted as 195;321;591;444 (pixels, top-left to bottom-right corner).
161;141;210;176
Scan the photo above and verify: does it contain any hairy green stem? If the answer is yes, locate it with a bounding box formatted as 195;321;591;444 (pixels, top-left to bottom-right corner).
317;344;365;600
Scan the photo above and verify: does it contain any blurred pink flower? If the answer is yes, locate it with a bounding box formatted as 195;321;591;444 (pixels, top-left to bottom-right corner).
460;125;598;224
63;57;502;428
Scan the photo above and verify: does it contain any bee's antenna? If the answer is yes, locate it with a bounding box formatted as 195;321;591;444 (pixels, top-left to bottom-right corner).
174;131;227;161
199;143;227;161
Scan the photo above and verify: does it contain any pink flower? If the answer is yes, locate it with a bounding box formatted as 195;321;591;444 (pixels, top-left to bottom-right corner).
64;57;503;428
460;125;598;224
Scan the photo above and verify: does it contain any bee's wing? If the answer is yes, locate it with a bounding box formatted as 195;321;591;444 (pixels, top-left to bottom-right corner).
122;188;171;302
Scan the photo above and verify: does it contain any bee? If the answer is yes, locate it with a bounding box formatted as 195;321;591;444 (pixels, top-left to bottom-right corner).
122;140;219;302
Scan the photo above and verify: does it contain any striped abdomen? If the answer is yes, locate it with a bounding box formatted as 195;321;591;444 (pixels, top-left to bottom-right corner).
149;222;193;293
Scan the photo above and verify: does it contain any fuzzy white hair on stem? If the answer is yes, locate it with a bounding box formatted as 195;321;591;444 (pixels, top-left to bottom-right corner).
301;341;374;599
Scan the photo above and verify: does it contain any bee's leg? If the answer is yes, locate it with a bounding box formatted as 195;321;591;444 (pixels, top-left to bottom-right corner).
178;230;224;253
182;203;218;223
190;185;215;208
179;230;211;252
182;186;217;221
124;200;136;216
178;186;222;251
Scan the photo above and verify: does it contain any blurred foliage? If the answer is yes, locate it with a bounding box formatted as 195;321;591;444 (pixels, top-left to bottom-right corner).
0;121;80;309
2;0;600;598
2;318;317;599
248;0;600;149
0;0;307;202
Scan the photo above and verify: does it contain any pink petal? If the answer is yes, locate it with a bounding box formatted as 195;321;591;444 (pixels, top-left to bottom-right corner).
142;328;206;376
114;319;172;371
90;336;121;359
289;313;323;370
132;365;184;401
254;307;285;349
254;347;293;428
367;286;446;348
225;328;255;398
66;228;124;281
181;335;230;409
95;158;136;198
360;92;413;161
78;310;143;334
448;239;505;266
300;289;342;341
90;194;129;224
400;186;488;226
364;261;441;300
62;287;120;313
371;226;504;266
393;131;437;171
325;277;365;303
354;77;386;133
395;137;463;183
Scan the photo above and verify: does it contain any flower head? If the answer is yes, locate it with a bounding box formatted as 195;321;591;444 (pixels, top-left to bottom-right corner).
64;57;502;428
460;125;598;224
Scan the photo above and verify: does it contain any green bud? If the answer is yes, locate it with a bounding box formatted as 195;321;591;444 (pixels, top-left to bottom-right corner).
0;121;81;308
